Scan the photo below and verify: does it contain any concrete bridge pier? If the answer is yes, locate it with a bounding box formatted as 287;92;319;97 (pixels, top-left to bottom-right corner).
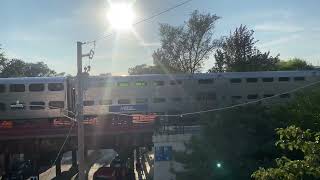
72;149;77;168
55;154;62;177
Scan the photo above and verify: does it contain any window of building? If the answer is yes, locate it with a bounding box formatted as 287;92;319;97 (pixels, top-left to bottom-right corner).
262;77;274;82
29;84;45;92
278;77;290;82
135;81;147;87
198;79;214;84
49;101;64;109
171;97;182;102
153;81;165;86
246;78;258;83
0;84;5;93
9;84;25;92
118;99;131;104
99;99;112;105
0;103;6;111
247;94;258;99
280;93;290;98
136;98;148;104
48;83;64;91
117;82;129;87
294;77;305;81
83;100;94;106
153;98;166;103
263;94;274;98
230;78;242;83
30;102;45;110
170;80;183;85
231;96;242;100
10;102;25;110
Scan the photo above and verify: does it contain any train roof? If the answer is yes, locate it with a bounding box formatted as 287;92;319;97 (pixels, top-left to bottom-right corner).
0;76;66;84
0;70;319;83
90;70;320;80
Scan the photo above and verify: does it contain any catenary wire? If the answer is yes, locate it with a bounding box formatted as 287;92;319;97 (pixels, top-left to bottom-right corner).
84;0;193;44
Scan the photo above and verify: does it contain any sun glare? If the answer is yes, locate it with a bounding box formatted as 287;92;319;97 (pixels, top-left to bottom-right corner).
107;3;135;31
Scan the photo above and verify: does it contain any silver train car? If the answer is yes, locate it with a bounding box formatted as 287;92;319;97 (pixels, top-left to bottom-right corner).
0;70;319;121
0;77;69;120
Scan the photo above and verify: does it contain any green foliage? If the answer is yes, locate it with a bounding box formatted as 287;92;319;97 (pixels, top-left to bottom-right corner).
128;64;165;75
209;25;280;72
276;58;314;71
153;10;221;74
173;105;280;180
252;126;320;180
0;45;61;77
272;86;320;132
0;59;59;77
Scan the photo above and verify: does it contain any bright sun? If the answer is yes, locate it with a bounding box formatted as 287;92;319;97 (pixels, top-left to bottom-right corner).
107;3;135;31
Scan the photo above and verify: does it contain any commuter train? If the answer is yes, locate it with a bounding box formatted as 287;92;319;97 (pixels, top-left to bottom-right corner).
0;70;319;123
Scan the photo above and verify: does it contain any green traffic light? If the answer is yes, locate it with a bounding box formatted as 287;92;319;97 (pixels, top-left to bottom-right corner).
216;163;222;168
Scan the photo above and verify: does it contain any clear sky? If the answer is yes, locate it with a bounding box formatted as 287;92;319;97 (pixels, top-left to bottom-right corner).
1;0;320;75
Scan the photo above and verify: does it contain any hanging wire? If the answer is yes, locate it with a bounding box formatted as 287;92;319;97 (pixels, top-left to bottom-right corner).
84;0;193;44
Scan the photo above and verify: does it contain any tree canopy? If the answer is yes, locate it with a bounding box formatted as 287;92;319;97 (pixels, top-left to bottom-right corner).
0;45;62;77
252;126;320;180
129;10;221;75
276;58;314;71
128;64;165;75
173;106;280;180
209;25;280;72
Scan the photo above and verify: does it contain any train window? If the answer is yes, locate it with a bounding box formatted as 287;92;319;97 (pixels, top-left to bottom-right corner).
153;98;166;103
0;103;6;111
118;99;130;104
0;84;5;93
247;94;258;99
170;80;183;85
278;77;290;82
153;81;164;86
263;94;274;98
10;102;25;110
198;79;214;84
83;100;94;106
29;84;45;92
117;82;129;87
135;81;147;86
280;93;290;98
48;83;64;91
246;78;258;83
30;102;45;110
171;97;182;102
136;98;148;104
10;84;25;92
262;77;274;82
197;92;216;101
99;99;112;105
231;96;242;100
49;101;64;109
294;77;305;81
230;78;242;83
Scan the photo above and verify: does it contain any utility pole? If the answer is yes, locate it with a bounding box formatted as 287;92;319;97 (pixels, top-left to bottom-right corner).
76;41;85;180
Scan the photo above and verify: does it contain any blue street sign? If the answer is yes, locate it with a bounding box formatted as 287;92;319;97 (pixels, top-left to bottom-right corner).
155;146;172;161
109;104;148;112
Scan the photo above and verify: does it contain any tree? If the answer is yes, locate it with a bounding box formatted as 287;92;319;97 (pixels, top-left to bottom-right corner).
173;105;281;180
209;25;280;72
252;126;320;180
0;59;59;77
128;64;165;75
153;10;221;73
276;58;314;71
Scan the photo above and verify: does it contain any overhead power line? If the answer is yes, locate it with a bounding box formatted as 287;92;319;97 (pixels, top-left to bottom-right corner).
85;0;193;44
